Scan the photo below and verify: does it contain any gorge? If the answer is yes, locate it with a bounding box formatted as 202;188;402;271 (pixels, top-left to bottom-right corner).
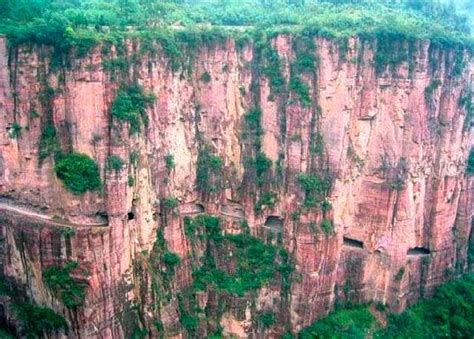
0;1;473;338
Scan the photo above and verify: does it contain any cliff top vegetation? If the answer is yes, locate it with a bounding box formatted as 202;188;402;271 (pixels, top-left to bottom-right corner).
0;0;473;55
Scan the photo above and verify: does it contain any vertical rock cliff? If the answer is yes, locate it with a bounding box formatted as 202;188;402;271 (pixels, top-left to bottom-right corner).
0;33;473;337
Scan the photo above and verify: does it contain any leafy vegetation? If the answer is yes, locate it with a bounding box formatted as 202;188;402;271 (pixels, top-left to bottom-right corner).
254;191;278;213
0;280;68;337
298;304;375;339
186;214;293;297
165;153;175;170
106;154;125;172
196;147;223;193
162;197;179;210
297;173;331;207
467;148;474;175
12;301;68;337
299;274;474;339
8;123;22;139
42;261;88;309
54;152;101;194
320;218;333;235
111;84;155;134
376;274;474;338
1;1;472;56
39;124;60;161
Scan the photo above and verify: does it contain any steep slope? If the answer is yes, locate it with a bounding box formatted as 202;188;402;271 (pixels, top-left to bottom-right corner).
0;32;473;338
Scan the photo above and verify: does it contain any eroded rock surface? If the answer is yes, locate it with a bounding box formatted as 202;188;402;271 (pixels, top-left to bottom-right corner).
0;35;473;337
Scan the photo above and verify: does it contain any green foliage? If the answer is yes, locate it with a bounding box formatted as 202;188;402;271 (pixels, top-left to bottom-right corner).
256;311;275;328
129;150;139;166
375;274;474;339
320;199;332;212
298;304;375;339
1;1;472;69
200;71;211;83
162;197;179;210
254;191;278;214
111;84;155;134
258;38;286;95
244;107;263;141
255;151;272;186
12;301;68;337
39;124;60;161
187;214;293;297
395;267;405;281
106;155;125;172
54;152;101;194
163;251;181;269
289;75;311;107
8;123;22;139
165;153;175;170
467;149;474;175
196;147;223;193
128;175;135;187
42;261;87;309
298;173;331;207
320;218;333;235
424;79;442;103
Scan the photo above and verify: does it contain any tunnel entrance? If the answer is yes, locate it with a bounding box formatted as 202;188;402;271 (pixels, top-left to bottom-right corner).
264;216;283;232
407;247;430;256
343;236;364;249
127;212;135;220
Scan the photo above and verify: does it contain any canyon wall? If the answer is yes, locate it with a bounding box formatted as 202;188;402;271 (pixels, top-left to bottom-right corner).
0;33;473;338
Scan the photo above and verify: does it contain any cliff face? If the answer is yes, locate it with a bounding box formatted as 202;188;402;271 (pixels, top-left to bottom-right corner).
0;34;473;337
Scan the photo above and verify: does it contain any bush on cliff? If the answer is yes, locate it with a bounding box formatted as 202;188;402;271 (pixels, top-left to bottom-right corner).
467;148;474;175
12;301;68;336
111;84;156;134
54;152;101;194
43;261;88;309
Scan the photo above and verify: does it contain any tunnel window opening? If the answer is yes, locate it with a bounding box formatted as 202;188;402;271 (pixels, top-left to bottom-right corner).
343;236;364;249
96;212;109;223
407;247;430;256
127;212;135;220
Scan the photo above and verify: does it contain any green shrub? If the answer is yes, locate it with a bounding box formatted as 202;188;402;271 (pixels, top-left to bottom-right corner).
289;76;311;107
8;123;22;139
298;304;375;338
255;191;278;213
162;197;178;210
196;148;223;193
255;151;272;186
42;261;87;309
128;176;135;187
256;311;275;328
320;218;333;235
394;267;405;281
200;71;211;82
163;251;181;268
129;150;140;166
54;152;101;194
106;155;125;172
467;149;474;175
111;84;155;134
298;173;329;207
12;301;68;336
375;274;474;339
39;124;60;160
165;154;175;170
